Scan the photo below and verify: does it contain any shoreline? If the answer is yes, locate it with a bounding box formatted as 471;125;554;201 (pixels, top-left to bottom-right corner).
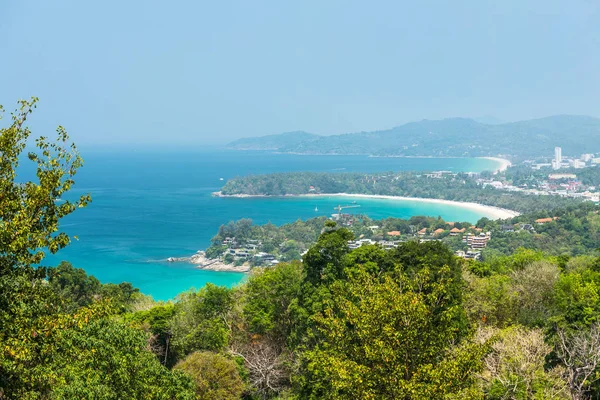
479;157;512;173
214;192;520;220
167;252;251;273
235;150;512;174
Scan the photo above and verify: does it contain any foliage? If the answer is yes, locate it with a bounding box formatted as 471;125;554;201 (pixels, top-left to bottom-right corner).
297;271;486;399
47;261;101;310
480;326;569;399
0;100;192;399
170;284;235;358
243;261;303;341
0;98;90;274
43;319;196;399
174;351;244;400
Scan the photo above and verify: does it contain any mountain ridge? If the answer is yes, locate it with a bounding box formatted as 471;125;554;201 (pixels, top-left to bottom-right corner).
227;115;600;158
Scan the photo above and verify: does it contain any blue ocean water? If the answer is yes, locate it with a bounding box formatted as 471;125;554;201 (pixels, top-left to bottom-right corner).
36;150;500;300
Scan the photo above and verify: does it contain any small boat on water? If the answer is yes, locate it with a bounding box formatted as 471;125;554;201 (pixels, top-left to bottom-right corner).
315;206;318;212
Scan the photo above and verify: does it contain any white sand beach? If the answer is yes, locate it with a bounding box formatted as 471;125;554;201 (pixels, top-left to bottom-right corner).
297;193;519;220
480;157;512;173
215;192;520;220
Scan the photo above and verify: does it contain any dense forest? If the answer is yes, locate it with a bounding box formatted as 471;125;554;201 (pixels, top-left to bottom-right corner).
5;101;600;399
227;115;600;158
220;171;583;213
7;226;600;398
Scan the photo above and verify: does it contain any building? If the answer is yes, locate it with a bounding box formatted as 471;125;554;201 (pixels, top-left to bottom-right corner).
470;233;491;249
571;159;586;169
555;146;562;164
535;217;554;225
462;232;492;249
521;224;535;232
387;230;401;237
582;154;594;162
223;237;237;246
449;227;465;236
433;228;445;236
552;146;563;170
455;250;482;260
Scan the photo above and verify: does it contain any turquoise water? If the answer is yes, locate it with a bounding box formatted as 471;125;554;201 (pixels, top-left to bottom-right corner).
36;150;499;300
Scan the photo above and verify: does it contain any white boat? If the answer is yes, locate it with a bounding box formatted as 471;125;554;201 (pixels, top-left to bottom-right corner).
315;206;318;212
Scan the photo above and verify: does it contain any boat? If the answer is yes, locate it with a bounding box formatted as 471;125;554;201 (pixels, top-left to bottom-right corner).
219;177;224;181
315;206;318;212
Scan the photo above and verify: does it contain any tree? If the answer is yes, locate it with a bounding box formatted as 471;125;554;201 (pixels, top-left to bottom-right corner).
229;338;290;399
0;99;192;399
0;98;90;274
555;324;600;399
480;326;569;399
174;351;244;400
296;272;486;399
170;284;235;358
47;261;101;310
302;225;353;284
46;319;196;399
243;261;303;341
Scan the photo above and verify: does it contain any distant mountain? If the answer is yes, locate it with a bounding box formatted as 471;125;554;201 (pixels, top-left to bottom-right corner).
226;116;600;158
227;131;319;150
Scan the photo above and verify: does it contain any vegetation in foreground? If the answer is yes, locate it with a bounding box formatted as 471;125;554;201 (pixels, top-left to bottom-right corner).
3;100;600;399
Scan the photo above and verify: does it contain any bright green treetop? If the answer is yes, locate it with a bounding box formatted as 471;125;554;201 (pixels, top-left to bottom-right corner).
0;98;90;274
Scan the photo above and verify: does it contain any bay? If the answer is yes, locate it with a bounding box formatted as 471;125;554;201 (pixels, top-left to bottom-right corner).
38;150;501;300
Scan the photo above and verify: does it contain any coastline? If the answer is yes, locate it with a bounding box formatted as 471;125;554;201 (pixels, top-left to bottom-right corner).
214;191;520;220
239;150;512;174
167;252;251;273
479;157;512;173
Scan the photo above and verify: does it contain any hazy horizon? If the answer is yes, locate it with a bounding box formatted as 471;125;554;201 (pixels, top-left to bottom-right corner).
1;1;598;146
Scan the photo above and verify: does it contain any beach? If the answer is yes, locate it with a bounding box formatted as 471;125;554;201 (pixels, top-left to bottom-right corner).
215;192;520;220
480;157;512;173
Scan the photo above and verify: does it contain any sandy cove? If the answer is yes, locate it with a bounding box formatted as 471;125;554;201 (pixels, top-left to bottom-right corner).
214;192;520;220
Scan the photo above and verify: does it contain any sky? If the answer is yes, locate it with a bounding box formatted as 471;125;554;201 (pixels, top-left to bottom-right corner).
1;0;599;146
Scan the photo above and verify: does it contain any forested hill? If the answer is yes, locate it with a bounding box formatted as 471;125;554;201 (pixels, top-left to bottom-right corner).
226;115;600;158
219;171;583;214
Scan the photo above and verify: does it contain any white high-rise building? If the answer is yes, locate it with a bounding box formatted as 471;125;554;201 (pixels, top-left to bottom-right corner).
555;147;562;164
552;146;562;170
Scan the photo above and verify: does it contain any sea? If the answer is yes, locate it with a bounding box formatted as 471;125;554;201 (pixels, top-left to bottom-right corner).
28;150;500;300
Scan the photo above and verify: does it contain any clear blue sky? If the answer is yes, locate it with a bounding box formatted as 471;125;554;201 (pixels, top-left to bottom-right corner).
1;0;599;146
